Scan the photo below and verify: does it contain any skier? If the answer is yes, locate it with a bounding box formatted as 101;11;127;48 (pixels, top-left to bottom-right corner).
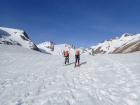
75;49;80;67
64;50;69;64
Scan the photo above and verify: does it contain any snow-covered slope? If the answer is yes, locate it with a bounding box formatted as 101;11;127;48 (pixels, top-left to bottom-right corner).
0;27;40;51
37;41;55;54
38;42;75;55
0;44;140;105
89;33;140;55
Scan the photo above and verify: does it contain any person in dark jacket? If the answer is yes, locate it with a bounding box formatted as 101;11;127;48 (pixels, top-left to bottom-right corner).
75;49;80;67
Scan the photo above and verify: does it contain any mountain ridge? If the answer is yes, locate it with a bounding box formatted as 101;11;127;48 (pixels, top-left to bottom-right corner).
0;27;40;51
1;26;140;55
87;33;140;55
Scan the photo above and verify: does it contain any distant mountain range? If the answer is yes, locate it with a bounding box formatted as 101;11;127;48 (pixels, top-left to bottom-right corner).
37;41;75;55
86;33;140;55
0;27;140;55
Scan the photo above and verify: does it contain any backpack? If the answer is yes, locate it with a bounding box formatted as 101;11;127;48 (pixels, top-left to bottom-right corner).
75;50;79;55
64;51;69;57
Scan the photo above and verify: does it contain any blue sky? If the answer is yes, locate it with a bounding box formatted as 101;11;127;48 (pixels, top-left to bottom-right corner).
0;0;140;47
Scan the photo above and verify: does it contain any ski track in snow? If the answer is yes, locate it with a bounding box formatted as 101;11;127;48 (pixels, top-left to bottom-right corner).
0;45;140;105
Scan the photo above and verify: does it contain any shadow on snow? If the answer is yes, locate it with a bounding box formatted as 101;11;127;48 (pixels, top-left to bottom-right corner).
79;61;87;66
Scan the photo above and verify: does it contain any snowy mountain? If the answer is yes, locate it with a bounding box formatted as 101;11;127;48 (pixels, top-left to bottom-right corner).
0;27;40;51
1;26;140;56
37;33;140;56
89;33;140;55
0;44;140;105
38;41;75;55
37;41;55;54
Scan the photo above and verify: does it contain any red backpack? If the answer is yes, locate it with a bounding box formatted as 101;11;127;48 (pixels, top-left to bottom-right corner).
64;51;69;57
75;50;79;55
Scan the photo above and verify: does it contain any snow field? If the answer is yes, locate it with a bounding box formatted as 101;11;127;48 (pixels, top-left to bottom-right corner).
0;45;140;105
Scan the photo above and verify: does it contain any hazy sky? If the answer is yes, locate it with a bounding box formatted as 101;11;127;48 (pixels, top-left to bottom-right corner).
0;0;140;47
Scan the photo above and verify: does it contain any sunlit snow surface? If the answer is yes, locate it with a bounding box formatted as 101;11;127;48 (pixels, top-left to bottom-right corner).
0;45;140;105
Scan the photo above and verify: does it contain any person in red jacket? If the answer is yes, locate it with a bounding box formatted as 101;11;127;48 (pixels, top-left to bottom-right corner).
75;49;80;67
64;50;69;64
